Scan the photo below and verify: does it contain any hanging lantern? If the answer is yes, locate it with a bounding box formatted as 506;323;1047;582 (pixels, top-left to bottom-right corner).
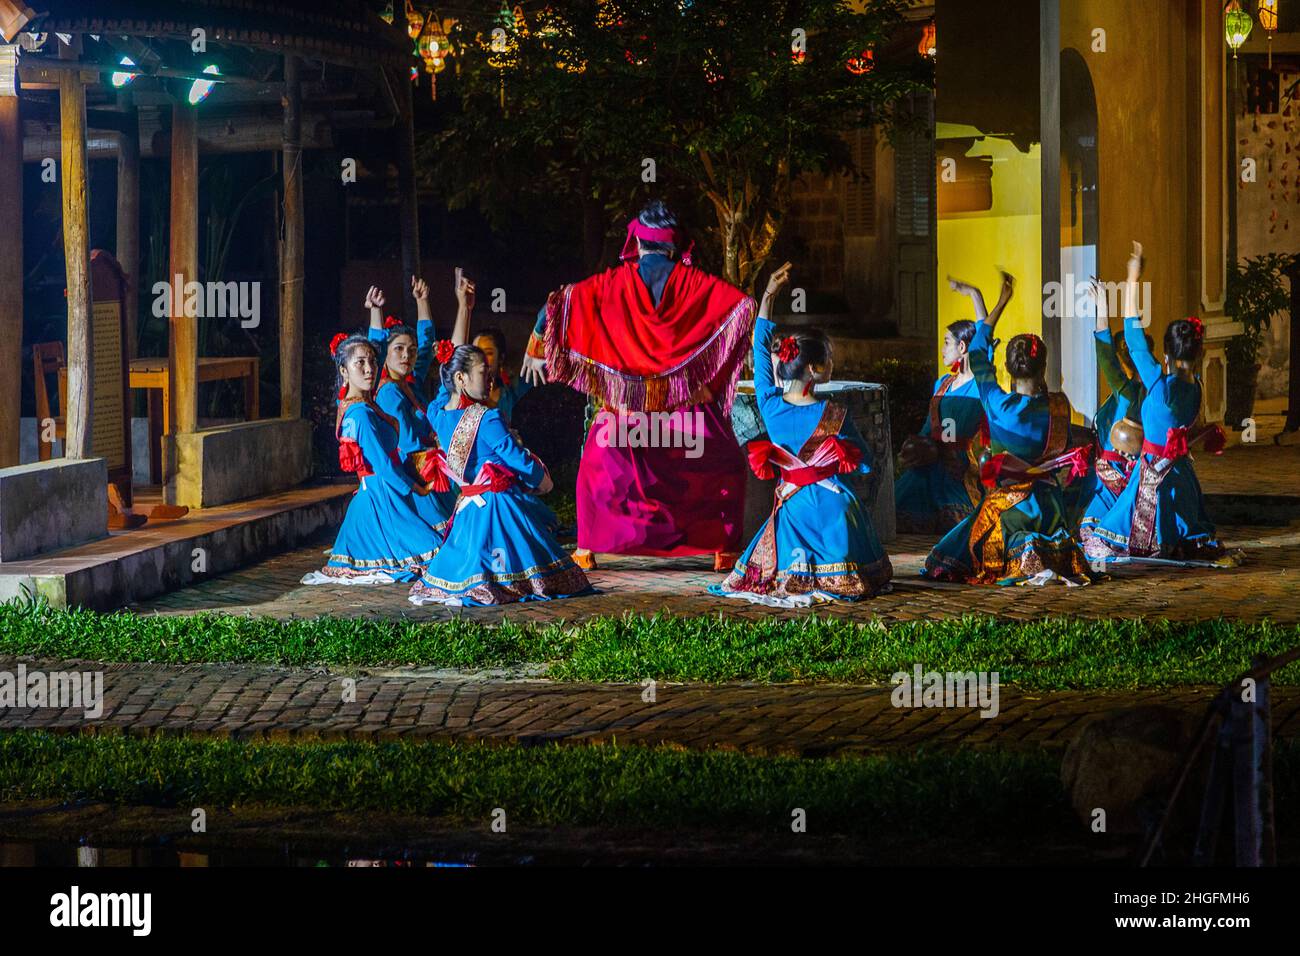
486;1;519;70
1224;1;1253;58
380;2;394;26
919;19;936;58
417;15;448;71
512;4;529;37
846;48;874;75
1260;0;1278;67
405;1;425;41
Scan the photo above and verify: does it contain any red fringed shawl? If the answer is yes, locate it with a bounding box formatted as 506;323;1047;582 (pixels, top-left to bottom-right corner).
543;261;756;413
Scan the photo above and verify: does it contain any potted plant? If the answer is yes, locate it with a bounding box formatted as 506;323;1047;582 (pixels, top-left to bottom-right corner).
1224;253;1292;428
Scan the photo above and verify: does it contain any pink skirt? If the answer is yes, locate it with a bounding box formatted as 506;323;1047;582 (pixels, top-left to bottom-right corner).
576;400;745;556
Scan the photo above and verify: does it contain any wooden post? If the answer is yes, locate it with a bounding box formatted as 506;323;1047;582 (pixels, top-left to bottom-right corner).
0;93;22;467
279;54;303;419
116;93;140;359
168;103;199;447
396;69;420;325
60;68;93;460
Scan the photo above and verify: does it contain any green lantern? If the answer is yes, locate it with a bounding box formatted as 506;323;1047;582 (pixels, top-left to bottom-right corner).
1224;0;1253;58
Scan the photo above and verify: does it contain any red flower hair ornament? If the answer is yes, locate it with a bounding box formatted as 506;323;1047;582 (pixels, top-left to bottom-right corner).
329;332;348;356
435;340;456;364
1028;337;1040;359
383;315;403;330
1186;315;1205;338
776;336;800;364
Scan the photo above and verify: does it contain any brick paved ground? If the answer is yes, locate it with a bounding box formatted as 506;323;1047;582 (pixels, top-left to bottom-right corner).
128;522;1300;624
4;656;1297;756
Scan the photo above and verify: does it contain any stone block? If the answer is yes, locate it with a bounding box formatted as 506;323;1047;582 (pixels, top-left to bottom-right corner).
171;418;312;508
0;458;108;562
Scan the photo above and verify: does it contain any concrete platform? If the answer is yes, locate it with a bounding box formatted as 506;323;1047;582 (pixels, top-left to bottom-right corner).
0;483;351;610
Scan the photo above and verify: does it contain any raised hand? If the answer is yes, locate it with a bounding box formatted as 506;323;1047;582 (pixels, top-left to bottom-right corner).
455;267;476;312
1088;277;1109;330
1126;241;1143;282
364;286;385;311
520;355;548;388
764;261;793;301
997;270;1016;302
947;276;978;297
411;276;429;302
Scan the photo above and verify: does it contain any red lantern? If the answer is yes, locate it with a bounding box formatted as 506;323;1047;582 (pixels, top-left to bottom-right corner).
919;20;936;58
846;48;874;75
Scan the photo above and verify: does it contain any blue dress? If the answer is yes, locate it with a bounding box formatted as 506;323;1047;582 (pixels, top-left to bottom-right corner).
709;316;892;606
1082;317;1225;562
408;395;592;606
369;320;456;534
1074;329;1145;530
894;372;986;533
922;320;1090;585
301;400;444;585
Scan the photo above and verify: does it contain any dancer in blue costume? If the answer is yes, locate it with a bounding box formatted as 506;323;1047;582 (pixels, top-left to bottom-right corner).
894;309;996;533
1075;276;1148;531
922;272;1093;586
302;334;444;585
1082;243;1236;566
711;263;892;606
408;345;592;606
469;327;532;424
364;273;474;537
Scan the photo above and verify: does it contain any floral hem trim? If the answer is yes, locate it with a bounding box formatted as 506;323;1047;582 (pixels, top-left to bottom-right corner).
409;563;592;606
716;555;893;601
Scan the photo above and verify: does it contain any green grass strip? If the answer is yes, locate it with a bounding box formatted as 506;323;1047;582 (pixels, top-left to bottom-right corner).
0;729;1069;837
1;599;1298;690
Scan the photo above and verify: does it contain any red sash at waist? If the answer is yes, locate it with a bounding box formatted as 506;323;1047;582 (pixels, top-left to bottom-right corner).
459;461;518;496
1141;424;1226;461
746;436;861;487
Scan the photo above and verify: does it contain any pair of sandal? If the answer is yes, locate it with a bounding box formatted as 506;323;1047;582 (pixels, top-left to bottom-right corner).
570;550;739;573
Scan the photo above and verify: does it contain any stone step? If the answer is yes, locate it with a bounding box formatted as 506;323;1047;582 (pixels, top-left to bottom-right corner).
0;483;350;610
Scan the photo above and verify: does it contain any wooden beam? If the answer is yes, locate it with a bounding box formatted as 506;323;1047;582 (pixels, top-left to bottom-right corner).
60;68;94;460
395;68;420;325
116;93;139;359
0;94;21;467
168;103;199;444
280;53;304;419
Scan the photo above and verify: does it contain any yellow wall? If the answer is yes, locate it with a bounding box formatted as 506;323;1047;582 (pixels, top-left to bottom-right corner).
1059;0;1198;393
936;125;1042;387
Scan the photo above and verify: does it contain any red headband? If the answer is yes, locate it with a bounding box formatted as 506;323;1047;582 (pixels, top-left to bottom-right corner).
619;218;694;266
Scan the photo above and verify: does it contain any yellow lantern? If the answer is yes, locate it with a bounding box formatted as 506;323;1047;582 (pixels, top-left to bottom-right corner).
1260;0;1278;67
405;0;424;40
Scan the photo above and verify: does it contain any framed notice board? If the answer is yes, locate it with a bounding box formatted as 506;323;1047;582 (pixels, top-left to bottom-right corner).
88;250;134;508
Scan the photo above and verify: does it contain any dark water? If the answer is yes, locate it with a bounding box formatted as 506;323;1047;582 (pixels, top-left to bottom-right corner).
0;842;481;867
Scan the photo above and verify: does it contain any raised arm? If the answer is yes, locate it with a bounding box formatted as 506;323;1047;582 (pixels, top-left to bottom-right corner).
411;276;435;383
755;262;792;394
1087;278;1127;394
365;286;386;343
450;267;474;347
968;319;1007;407
1120;242;1161;389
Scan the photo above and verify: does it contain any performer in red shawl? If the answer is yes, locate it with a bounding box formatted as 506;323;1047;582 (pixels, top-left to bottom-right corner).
521;200;757;571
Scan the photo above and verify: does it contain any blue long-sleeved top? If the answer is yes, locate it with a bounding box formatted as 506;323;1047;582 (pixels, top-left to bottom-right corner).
1123;316;1201;440
753;315;870;474
1093;328;1145;450
969;319;1051;460
429;404;546;489
369;318;437;457
341;402;414;495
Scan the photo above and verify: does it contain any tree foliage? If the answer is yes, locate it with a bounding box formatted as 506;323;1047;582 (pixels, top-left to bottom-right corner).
418;0;929;290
